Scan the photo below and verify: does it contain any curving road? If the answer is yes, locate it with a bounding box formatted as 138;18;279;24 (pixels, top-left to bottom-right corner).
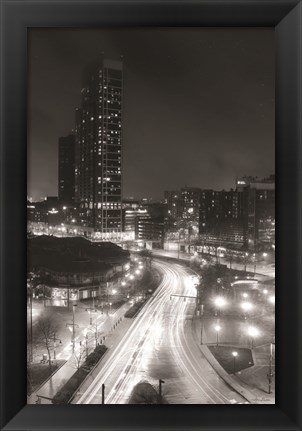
77;260;246;404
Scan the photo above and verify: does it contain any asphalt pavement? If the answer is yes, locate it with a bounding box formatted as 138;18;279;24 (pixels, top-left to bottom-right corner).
76;260;247;404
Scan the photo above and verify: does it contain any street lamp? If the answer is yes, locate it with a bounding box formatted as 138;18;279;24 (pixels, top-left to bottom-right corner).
247;325;259;349
232;351;238;374
214;296;226;317
269;295;275;305
66;304;78;353
252;253;257;275
214;324;221;346
244;252;249;272
241;301;253;317
263;289;268;295
53;334;62;360
242;292;249;298
268;341;275;394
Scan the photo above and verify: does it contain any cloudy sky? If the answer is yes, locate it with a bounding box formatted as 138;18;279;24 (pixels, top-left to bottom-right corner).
28;28;274;201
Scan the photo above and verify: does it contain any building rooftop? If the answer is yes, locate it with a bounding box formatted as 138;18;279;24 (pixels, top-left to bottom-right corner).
28;235;129;274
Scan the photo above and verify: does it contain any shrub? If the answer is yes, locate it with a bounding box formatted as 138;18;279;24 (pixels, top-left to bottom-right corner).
52;345;107;404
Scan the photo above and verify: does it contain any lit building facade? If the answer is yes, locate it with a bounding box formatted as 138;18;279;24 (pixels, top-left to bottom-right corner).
136;203;165;243
236;175;275;248
58;134;76;205
164;191;182;232
75;57;123;238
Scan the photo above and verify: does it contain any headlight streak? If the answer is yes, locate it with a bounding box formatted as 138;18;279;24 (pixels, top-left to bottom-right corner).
77;262;175;404
77;260;244;405
169;268;229;404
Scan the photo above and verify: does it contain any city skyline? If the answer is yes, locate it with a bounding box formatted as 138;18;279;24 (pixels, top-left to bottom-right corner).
28;28;275;201
27;29;275;405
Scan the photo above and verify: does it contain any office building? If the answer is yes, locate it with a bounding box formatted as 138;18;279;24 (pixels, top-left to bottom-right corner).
75;56;123;238
58;134;76;205
236;175;275;248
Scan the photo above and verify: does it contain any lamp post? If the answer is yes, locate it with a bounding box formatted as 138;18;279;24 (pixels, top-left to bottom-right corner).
214;325;221;347
240;301;253;320
214;296;226;317
27;285;33;363
269;295;275;305
247;325;259;349
53;333;62;360
267;341;275;394
232;351;238;374
253;253;257;275
159;379;165;404
244;252;249;272
66;304;78;353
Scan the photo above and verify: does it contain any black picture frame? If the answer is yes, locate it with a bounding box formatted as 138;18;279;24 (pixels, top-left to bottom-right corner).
0;0;301;430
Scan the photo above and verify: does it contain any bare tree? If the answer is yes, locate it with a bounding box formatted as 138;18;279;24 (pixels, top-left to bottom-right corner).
36;316;59;370
71;346;86;386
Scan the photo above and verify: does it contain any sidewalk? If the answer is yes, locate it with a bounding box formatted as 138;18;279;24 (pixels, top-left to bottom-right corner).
71;316;133;404
28;301;135;404
192;317;275;404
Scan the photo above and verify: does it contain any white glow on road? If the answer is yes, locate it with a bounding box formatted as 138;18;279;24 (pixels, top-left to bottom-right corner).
76;260;244;405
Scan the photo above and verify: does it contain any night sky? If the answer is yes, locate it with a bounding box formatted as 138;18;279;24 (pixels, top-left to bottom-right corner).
28;28;275;201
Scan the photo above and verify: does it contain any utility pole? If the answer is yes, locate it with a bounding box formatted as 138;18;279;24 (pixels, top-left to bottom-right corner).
102;383;105;404
53;333;62;360
267;342;275;394
27;287;33;363
66;304;78;353
200;304;204;345
158;379;165;404
72;304;77;352
94;320;99;347
85;334;89;357
106;281;109;315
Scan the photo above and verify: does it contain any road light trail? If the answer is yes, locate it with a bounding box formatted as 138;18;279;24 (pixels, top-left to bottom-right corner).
77;260;246;404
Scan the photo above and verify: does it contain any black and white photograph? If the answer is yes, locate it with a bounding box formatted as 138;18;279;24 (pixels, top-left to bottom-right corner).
27;28;275;405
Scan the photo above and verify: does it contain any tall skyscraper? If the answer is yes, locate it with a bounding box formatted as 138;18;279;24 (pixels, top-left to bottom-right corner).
75;57;123;238
58;134;75;204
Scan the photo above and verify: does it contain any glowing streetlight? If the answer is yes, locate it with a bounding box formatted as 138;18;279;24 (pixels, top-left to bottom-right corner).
269;295;275;305
214;296;226;308
135;269;140;275
214;296;226;315
247;326;259;349
112;289;117;295
214;324;221;346
121;281;126;286
241;301;253;312
232;351;238;374
129;274;134;280
214;296;226;316
263;252;268;257
242;292;249;298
